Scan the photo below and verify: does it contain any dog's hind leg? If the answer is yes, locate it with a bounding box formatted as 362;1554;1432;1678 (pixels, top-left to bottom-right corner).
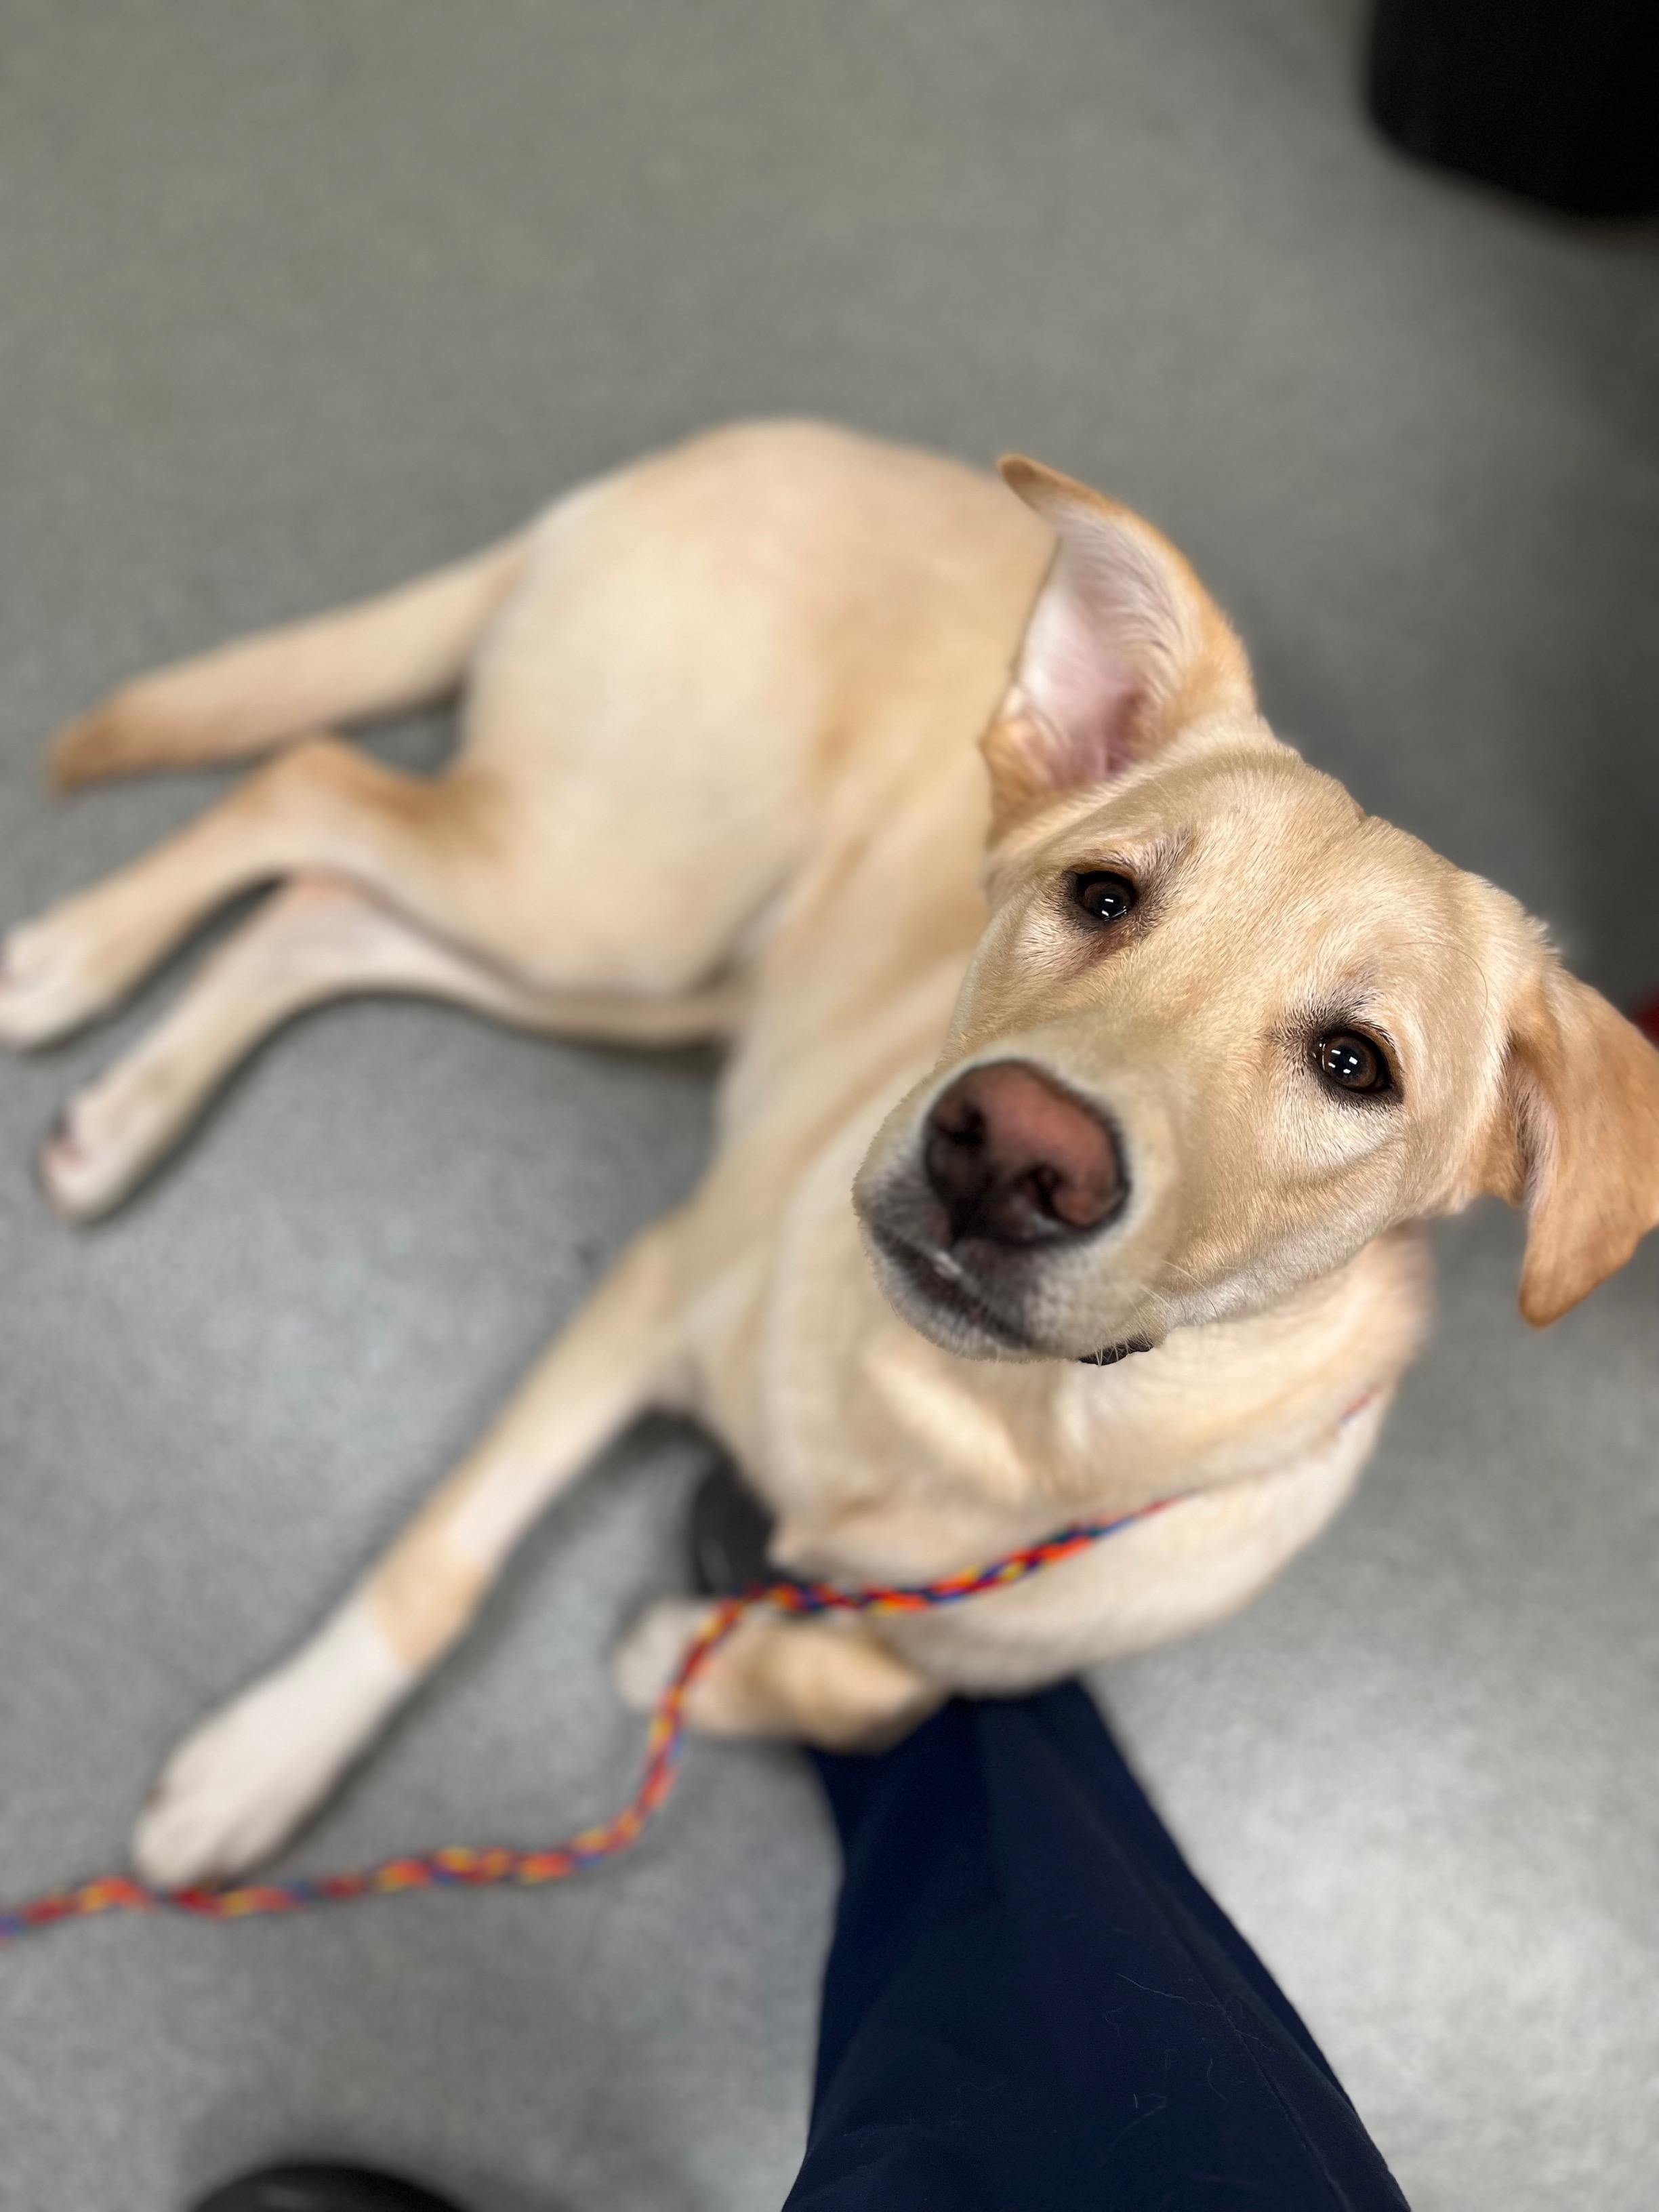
0;736;546;1049
132;1218;691;1888
48;536;529;788
39;874;743;1220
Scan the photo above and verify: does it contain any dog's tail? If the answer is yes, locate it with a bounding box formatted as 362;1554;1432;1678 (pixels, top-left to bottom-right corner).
48;533;532;789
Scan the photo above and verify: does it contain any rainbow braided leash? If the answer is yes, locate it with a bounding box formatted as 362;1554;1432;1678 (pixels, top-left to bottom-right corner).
0;1494;1187;1946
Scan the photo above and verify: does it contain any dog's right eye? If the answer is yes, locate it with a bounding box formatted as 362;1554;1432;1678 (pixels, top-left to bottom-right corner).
1071;871;1137;924
1313;1030;1392;1096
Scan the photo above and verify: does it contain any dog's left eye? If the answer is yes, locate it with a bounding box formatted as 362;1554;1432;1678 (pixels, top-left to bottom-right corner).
1071;871;1137;923
1314;1030;1392;1096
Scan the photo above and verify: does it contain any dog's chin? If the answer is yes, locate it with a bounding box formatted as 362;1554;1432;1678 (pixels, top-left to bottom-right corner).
862;1225;1042;1359
861;1223;1149;1366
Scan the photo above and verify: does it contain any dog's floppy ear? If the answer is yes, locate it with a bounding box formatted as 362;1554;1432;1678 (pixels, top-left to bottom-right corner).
983;457;1255;836
1488;963;1659;1326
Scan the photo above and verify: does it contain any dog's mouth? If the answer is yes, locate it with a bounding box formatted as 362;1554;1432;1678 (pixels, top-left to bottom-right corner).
1078;1336;1153;1368
867;1223;1158;1369
867;1225;1037;1352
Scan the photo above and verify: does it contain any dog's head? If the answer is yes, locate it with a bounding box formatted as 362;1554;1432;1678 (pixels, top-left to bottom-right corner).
855;457;1659;1361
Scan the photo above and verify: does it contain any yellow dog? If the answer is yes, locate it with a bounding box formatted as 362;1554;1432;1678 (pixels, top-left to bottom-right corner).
4;422;1653;1887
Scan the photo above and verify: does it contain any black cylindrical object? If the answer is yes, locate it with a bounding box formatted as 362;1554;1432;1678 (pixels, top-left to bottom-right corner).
1368;0;1659;216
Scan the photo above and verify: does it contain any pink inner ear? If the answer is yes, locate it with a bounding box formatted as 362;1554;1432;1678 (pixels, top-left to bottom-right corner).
1017;573;1149;789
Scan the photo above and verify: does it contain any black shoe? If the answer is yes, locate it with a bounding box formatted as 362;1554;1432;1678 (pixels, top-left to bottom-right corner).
1366;0;1659;216
192;2167;469;2212
688;1447;783;1596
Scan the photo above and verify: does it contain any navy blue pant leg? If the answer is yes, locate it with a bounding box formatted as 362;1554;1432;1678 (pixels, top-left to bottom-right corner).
785;1683;1409;2212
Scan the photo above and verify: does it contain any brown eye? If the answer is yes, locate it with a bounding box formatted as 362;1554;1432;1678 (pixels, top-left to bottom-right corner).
1315;1031;1391;1095
1072;871;1137;924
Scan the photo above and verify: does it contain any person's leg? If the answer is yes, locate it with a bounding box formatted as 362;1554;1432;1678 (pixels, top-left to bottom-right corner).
792;1685;1410;2212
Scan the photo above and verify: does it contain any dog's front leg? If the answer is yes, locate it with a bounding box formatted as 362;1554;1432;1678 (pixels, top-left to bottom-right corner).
132;1223;689;1889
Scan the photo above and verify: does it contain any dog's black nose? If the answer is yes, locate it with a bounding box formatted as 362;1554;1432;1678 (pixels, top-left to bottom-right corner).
924;1061;1124;1246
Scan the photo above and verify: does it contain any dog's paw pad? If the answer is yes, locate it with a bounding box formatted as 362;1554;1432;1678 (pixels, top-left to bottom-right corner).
35;1081;154;1221
37;1106;110;1220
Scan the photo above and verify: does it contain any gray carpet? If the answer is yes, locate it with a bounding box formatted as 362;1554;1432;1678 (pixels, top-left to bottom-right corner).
1;3;1655;2207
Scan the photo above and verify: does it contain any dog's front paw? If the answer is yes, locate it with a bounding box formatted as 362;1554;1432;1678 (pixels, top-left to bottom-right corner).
132;1609;409;1889
612;1599;716;1713
134;1683;347;1891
